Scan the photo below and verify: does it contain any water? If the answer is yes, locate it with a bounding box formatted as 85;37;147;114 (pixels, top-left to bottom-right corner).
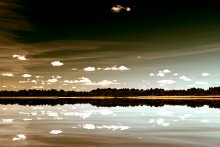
0;104;220;147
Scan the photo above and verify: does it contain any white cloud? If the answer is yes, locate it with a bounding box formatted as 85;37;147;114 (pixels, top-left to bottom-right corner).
104;65;130;71
163;69;171;73
195;81;208;85
97;68;102;70
22;74;32;78
52;75;61;79
83;67;96;72
64;77;92;84
72;68;78;71
49;130;62;135
157;71;165;77
149;73;155;77
12;134;26;141
82;124;96;130
179;75;192;81
51;61;64;67
12;54;28;61
173;73;179;76
47;78;58;83
31;80;37;83
2;73;14;77
36;76;44;79
201;73;210;77
32;86;44;89
157;80;176;85
95;80;117;86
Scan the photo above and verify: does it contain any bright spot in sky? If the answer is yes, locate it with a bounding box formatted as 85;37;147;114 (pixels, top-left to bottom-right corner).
12;134;26;141
49;130;63;135
112;5;131;13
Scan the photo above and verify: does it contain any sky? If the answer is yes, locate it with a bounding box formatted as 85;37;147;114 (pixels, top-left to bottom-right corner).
1;0;220;91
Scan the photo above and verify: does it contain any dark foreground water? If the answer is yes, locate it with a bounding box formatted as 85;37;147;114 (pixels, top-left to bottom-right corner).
0;104;220;147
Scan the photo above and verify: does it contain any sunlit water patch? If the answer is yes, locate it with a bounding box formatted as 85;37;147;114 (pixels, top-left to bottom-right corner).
0;104;220;147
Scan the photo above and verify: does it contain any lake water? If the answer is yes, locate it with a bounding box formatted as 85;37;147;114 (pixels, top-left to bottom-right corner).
0;104;220;147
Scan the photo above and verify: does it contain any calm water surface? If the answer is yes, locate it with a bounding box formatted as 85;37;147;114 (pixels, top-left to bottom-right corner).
0;104;220;147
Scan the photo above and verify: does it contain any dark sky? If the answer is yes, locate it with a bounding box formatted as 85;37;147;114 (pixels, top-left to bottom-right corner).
1;0;220;90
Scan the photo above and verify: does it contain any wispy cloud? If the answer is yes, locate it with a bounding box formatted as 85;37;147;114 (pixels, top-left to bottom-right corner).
51;61;64;67
12;54;28;61
201;73;210;77
83;67;96;72
157;80;176;85
173;73;179;76
47;78;58;83
163;69;171;73
1;73;14;77
104;65;130;71
149;73;155;77
179;75;192;81
157;71;165;77
195;81;208;85
22;74;32;78
64;77;92;84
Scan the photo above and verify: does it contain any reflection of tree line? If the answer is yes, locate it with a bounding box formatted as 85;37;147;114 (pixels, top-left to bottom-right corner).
0;98;220;108
1;87;220;96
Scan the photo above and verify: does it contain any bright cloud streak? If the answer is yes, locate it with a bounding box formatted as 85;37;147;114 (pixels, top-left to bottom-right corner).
201;73;210;77
47;78;58;83
12;54;28;61
157;71;165;77
104;65;130;71
195;81;208;85
22;74;32;78
149;73;155;77
157;80;176;85
51;61;64;66
179;75;192;81
83;67;96;72
163;69;171;73
1;73;14;77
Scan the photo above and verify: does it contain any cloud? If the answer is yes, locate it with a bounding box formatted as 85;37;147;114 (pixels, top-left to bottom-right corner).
157;80;176;85
111;5;131;13
22;74;32;78
195;81;208;85
64;77;92;84
173;73;179;76
72;68;78;71
12;54;28;61
149;73;155;77
31;80;37;83
201;73;210;77
157;71;165;77
179;75;192;81
36;76;44;79
51;61;64;66
64;77;120;87
83;67;96;72
104;65;130;71
163;69;171;73
32;86;44;89
1;73;14;77
85;80;119;86
52;75;62;79
47;78;58;83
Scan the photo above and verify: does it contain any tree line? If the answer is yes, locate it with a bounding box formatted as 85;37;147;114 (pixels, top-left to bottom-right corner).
0;87;220;97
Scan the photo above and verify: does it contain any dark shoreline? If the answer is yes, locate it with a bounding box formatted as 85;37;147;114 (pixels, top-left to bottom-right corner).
0;97;220;108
